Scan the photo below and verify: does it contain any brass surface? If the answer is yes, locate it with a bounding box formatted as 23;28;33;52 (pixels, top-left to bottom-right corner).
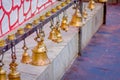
88;0;95;10
51;8;57;13
8;34;15;40
39;15;45;21
70;9;83;27
17;28;24;35
8;62;21;80
45;11;51;17
60;16;69;32
55;27;63;43
31;38;50;66
99;0;107;2
0;40;5;47
61;2;66;7
48;27;58;42
32;19;39;25
56;5;62;10
0;67;7;80
82;9;88;19
25;23;32;29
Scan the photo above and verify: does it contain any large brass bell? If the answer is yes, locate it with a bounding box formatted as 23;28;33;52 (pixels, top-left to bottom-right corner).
70;8;82;27
31;31;50;66
88;0;95;10
99;0;107;3
21;39;31;64
0;54;7;80
60;15;69;32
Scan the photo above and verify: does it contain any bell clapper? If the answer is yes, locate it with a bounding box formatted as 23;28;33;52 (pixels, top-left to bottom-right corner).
0;53;7;80
8;43;21;80
21;39;31;64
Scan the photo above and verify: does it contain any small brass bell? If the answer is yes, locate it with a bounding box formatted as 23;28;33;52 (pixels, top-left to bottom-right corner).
88;0;95;10
0;66;7;80
31;37;50;66
17;28;24;35
70;8;83;27
82;8;88;19
8;34;15;41
39;15;45;22
65;0;71;4
25;23;32;29
45;11;51;17
56;5;62;10
99;0;107;3
48;27;58;42
60;15;69;32
8;62;21;80
21;40;31;64
32;19;39;25
0;40;5;47
55;27;63;43
61;2;66;7
51;8;57;13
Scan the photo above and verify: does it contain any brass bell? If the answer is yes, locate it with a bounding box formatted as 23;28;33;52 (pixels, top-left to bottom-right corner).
32;19;39;25
21;40;31;64
39;15;45;22
25;23;32;29
82;8;88;19
0;66;7;80
31;37;50;66
70;8;83;27
56;5;62;10
45;11;51;17
60;15;69;32
51;8;57;13
61;2;66;7
8;34;15;41
55;27;63;43
99;0;107;3
0;40;5;47
88;0;95;10
17;28;24;35
65;0;71;4
8;62;21;80
48;27;58;42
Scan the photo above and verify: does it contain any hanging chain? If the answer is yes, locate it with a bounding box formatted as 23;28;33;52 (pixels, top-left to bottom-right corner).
22;39;28;52
11;42;17;63
0;52;4;67
50;18;54;29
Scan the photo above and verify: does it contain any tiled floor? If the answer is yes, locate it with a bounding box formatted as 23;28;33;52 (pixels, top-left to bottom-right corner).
61;4;120;80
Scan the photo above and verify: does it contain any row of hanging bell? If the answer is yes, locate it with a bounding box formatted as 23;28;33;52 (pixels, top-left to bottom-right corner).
70;6;83;27
48;20;63;43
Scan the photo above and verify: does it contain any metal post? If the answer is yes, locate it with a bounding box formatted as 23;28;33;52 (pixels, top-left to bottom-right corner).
78;0;83;56
103;2;107;24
